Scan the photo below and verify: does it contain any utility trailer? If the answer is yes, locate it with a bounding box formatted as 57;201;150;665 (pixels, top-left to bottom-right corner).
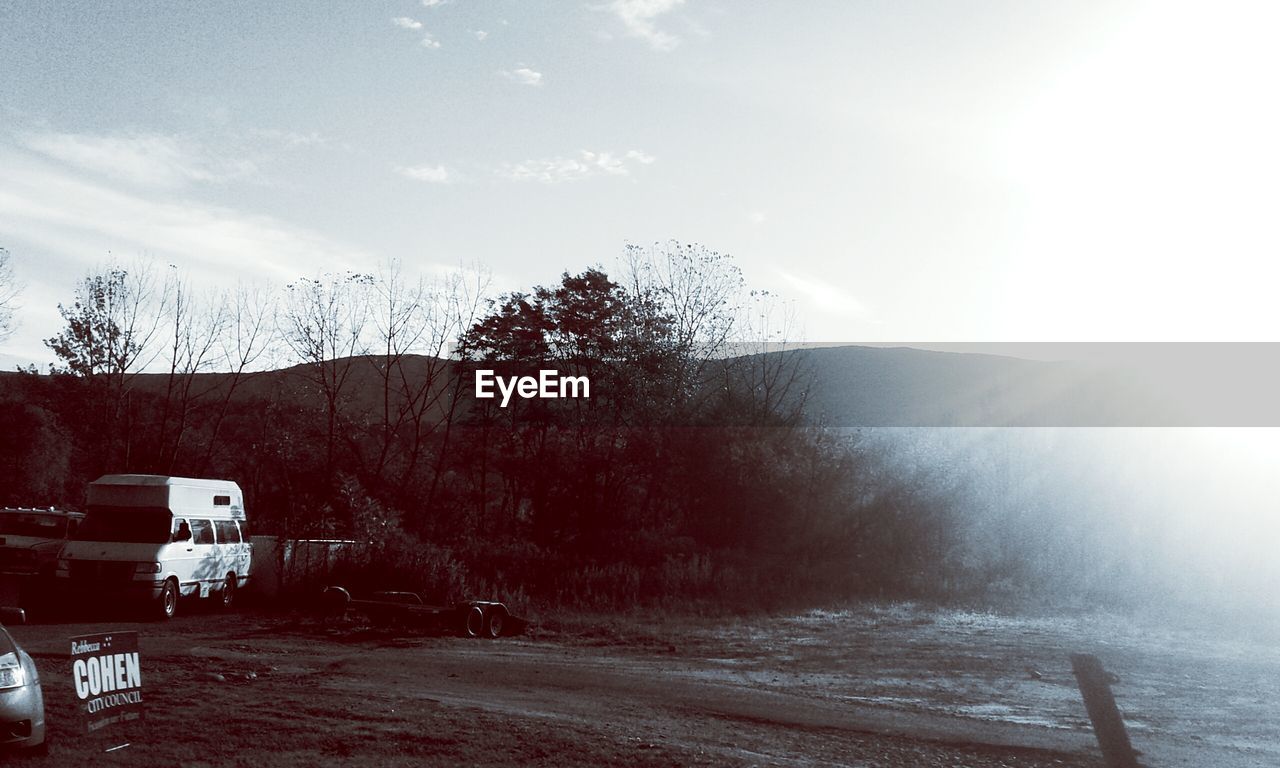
321;586;525;638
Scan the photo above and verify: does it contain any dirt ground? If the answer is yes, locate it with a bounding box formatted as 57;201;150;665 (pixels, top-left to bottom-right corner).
4;602;1277;767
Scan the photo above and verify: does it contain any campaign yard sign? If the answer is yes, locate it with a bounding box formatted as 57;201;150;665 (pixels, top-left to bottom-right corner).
70;631;143;734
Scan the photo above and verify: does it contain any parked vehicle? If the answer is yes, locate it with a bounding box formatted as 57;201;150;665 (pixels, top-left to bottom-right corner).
0;508;84;578
321;587;525;638
0;607;44;753
56;475;252;619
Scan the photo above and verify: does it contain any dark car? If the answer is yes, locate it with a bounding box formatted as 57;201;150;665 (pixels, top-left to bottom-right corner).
0;508;84;578
0;608;44;752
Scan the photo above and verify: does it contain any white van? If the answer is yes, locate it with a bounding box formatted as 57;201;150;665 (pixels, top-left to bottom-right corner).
56;475;252;619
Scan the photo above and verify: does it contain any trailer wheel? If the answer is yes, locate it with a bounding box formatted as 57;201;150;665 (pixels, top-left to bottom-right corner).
463;605;485;637
320;586;351;620
484;605;508;639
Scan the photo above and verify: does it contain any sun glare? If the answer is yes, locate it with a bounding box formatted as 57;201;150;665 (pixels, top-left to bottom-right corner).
1003;1;1280;338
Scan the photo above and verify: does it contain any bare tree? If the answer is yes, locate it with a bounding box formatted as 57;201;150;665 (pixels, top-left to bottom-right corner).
198;281;278;474
367;258;429;481
367;259;489;513
623;241;742;358
154;269;230;471
622;241;744;413
411;265;490;512
280;272;374;474
0;247;22;344
724;289;810;425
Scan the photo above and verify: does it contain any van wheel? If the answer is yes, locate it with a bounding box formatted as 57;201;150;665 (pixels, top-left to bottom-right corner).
157;578;179;620
220;574;237;609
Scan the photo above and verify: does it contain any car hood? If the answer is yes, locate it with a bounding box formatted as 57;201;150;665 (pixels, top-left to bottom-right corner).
0;536;61;551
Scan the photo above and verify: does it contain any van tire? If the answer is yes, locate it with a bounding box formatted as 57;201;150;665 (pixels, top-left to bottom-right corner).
157;578;179;620
220;574;237;610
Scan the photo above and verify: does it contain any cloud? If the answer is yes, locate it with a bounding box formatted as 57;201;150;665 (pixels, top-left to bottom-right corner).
0;149;372;304
500;67;543;87
498;149;656;183
421;0;447;7
390;16;439;47
253;128;328;148
472;29;488;41
19;131;258;189
605;0;686;51
395;164;452;184
776;270;869;317
0;151;368;274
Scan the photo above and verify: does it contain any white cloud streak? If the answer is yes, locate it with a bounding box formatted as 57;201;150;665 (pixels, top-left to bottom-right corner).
777;269;869;317
19;131;258;189
500;67;543;87
0;151;370;282
253;128;328;148
391;17;423;30
395;164;452;184
606;0;686;51
498;149;656;183
0;148;377;365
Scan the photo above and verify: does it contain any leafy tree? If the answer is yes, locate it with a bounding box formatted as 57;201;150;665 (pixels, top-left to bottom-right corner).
45;265;161;378
42;263;165;473
458;268;648;544
455;260;808;558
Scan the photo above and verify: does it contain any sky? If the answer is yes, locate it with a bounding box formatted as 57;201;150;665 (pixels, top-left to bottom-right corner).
1;0;1279;367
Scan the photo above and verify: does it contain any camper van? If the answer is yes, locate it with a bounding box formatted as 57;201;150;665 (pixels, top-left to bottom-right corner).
56;475;252;619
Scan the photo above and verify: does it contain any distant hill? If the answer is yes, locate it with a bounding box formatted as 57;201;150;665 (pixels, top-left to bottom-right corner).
6;344;1272;426
786;345;1171;427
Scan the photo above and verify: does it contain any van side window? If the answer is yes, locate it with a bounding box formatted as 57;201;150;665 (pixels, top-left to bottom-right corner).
213;495;231;506
190;519;215;545
172;518;191;542
215;520;240;544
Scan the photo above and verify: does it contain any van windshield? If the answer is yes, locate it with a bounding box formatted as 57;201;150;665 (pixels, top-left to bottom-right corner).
75;506;172;544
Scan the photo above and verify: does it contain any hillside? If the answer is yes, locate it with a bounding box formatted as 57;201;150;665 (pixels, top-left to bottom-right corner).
788;345;1170;427
0;345;1198;427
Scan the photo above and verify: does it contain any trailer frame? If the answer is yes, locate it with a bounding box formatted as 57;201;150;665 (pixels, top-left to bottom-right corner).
321;586;523;638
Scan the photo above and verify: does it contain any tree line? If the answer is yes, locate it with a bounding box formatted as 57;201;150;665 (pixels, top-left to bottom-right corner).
0;243;1052;611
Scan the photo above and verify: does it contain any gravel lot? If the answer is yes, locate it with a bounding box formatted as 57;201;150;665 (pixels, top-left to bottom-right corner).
3;603;1275;766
